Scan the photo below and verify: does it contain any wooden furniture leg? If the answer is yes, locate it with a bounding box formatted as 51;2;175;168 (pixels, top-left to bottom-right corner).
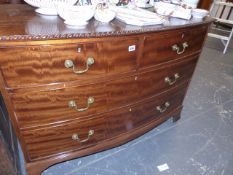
173;112;181;122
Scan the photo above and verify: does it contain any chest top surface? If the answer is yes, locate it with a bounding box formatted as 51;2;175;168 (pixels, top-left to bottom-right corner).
0;4;213;41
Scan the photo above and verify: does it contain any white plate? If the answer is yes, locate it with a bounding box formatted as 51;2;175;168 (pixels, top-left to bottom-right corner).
64;20;88;27
112;6;161;19
37;14;58;20
35;8;58;16
116;15;164;26
192;8;209;16
91;0;104;6
117;11;163;22
171;0;181;5
135;2;152;8
192;15;204;19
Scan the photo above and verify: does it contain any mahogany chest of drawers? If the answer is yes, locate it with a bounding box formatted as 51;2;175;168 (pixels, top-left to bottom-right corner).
0;4;213;175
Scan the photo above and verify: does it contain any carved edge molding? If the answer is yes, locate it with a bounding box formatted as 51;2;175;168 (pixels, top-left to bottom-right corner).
0;19;213;41
0;28;161;41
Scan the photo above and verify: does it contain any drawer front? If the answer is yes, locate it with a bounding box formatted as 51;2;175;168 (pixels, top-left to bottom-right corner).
0;43;103;88
138;56;198;99
11;84;107;129
141;26;207;67
21;117;107;161
0;38;138;88
12;76;140;129
106;82;188;138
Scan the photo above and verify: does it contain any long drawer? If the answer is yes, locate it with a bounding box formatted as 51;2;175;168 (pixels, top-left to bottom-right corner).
11;56;198;129
141;25;207;68
21;82;188;161
0;38;139;88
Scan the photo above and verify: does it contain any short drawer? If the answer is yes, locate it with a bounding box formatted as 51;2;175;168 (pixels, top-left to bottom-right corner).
0;38;138;88
138;56;198;99
106;82;188;138
141;25;207;68
0;43;102;88
21;117;107;161
11;84;107;129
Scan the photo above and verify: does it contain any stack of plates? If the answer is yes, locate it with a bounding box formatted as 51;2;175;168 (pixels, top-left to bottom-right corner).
154;2;192;20
112;6;165;26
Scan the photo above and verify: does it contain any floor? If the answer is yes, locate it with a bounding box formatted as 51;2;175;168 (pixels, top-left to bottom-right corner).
35;37;233;175
0;134;16;175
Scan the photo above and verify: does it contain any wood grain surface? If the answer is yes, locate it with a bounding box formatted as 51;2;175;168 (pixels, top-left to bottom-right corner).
107;82;188;138
11;83;107;129
9;56;197;130
20;82;188;161
0;38;138;88
22;116;107;161
141;25;208;67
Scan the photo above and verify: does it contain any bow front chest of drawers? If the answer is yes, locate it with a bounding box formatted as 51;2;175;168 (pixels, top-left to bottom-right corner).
0;4;213;175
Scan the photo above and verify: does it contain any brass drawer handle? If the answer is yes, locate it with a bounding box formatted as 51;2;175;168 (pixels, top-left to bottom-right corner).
64;57;94;74
164;73;180;85
72;130;94;143
172;42;188;54
156;102;170;113
68;97;94;112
